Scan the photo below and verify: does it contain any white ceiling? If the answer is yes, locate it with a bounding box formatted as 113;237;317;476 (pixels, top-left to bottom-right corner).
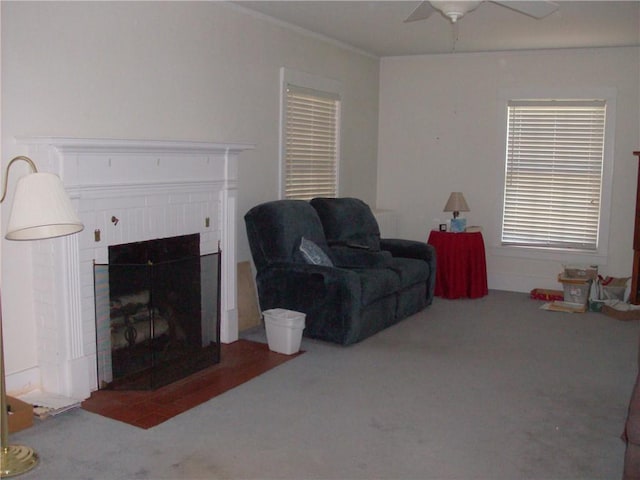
232;1;640;57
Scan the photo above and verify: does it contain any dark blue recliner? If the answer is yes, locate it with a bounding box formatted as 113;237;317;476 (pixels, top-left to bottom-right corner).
244;198;436;345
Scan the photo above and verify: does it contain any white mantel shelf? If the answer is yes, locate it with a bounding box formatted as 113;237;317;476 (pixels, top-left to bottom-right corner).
17;137;253;155
15;137;254;400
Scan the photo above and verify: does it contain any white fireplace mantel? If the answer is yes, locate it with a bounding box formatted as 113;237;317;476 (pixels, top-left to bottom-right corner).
16;137;254;400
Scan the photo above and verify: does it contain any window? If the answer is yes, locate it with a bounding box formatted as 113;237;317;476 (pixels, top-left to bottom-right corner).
501;99;608;252
280;68;341;200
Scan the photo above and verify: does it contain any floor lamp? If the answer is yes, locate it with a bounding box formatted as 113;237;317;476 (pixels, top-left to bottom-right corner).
0;156;84;478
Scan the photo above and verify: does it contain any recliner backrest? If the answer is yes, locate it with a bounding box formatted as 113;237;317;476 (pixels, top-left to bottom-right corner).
310;197;381;251
244;200;331;272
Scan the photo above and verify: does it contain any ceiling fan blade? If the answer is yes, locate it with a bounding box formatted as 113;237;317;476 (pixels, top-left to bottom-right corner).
404;1;436;23
492;1;559;19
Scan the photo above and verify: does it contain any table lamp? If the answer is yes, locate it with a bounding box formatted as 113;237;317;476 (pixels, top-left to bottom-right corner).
444;192;469;232
1;156;84;477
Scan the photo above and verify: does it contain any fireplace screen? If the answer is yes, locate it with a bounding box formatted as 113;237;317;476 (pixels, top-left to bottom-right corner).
94;234;220;390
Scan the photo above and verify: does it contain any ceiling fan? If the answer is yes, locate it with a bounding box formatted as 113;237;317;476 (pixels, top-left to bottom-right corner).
405;1;559;24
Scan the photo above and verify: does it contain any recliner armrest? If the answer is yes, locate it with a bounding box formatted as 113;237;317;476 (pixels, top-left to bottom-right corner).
380;238;436;264
254;261;363;344
380;238;437;305
258;262;361;306
329;246;393;268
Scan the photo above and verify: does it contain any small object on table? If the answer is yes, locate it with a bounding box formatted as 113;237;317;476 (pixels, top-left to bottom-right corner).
450;218;466;233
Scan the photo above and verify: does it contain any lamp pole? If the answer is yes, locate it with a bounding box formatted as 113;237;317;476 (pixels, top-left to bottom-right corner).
0;294;39;477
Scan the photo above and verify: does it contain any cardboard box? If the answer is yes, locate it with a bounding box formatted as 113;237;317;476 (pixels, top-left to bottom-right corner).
563;264;598;280
602;304;640;321
7;396;33;433
557;274;592;307
541;301;587;313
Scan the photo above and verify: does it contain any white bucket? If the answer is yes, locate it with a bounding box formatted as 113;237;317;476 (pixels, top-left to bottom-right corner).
263;308;306;355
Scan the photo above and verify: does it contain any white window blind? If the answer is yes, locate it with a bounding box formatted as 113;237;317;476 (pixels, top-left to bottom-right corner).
502;99;606;250
284;84;340;200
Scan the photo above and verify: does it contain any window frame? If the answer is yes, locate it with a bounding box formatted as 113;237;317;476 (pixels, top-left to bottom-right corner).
495;87;616;265
279;67;342;200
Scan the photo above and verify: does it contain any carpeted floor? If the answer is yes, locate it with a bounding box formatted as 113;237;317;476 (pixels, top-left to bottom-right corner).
81;339;303;428
7;290;640;479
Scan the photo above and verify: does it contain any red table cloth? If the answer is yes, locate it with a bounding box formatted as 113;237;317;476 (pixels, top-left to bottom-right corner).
427;230;488;299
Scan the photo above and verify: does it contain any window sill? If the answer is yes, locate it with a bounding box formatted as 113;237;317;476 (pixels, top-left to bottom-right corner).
490;244;607;266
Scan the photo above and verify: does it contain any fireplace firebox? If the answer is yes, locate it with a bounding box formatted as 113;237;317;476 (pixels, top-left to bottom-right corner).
94;234;220;390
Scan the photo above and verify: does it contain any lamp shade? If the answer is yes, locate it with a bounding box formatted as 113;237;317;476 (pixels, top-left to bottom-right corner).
443;192;470;214
6;172;84;240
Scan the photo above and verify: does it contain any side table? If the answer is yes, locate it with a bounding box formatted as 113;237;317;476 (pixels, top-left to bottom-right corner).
427;230;488;299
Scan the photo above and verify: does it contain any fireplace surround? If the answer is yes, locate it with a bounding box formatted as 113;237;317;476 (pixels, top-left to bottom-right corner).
15;137;253;400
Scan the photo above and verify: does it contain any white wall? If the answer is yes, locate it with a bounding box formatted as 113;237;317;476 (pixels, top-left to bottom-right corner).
0;1;379;387
378;47;640;292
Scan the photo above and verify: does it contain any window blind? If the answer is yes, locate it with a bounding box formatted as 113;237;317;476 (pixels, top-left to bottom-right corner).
502;100;606;250
284;84;340;200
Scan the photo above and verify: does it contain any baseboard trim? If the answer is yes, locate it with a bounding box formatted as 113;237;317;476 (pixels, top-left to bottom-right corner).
488;272;560;294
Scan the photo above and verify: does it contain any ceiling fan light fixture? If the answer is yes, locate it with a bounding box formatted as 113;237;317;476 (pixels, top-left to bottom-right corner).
430;1;481;22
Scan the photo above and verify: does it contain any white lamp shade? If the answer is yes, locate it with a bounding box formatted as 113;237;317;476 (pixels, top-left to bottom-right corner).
6;172;84;240
443;192;470;213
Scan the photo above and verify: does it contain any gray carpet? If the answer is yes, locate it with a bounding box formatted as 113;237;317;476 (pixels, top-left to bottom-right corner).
8;290;639;479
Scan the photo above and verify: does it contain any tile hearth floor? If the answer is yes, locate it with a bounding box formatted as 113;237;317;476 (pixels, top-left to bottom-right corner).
81;339;301;429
